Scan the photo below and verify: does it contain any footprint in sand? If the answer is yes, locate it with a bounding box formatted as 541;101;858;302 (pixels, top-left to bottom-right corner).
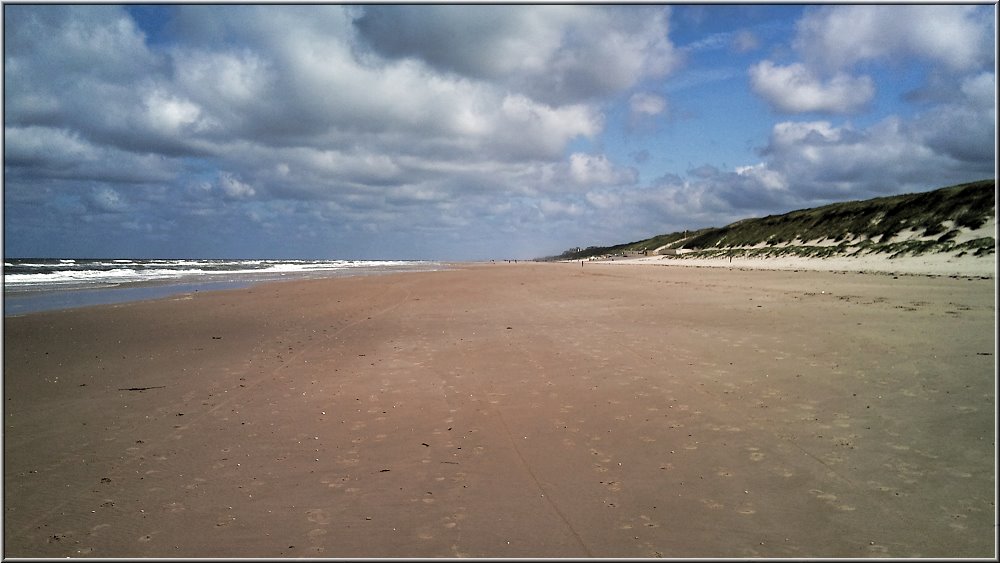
183;477;207;490
600;480;622;492
771;466;795;478
810;489;837;502
306;508;331;525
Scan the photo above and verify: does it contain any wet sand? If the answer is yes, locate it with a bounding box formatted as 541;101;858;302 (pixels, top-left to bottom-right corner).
3;262;995;557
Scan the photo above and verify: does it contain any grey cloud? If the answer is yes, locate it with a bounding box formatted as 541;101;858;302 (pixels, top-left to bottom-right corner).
354;5;679;106
4;126;179;185
910;72;996;165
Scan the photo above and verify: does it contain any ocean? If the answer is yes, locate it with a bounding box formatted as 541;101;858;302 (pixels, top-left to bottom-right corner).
3;258;446;316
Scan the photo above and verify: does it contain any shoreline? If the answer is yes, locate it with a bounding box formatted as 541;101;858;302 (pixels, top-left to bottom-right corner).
3;262;456;317
3;263;995;557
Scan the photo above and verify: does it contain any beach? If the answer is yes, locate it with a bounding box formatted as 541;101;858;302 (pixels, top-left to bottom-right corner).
584;249;997;278
3;262;995;558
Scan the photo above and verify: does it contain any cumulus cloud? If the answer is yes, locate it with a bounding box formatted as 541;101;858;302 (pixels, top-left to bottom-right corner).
749;61;874;114
749;5;993;116
795;5;994;72
354;5;679;106
4;4;649;244
567;153;634;187
690;112;993;215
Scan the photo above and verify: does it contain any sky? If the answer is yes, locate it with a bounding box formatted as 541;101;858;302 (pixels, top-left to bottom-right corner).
3;4;996;260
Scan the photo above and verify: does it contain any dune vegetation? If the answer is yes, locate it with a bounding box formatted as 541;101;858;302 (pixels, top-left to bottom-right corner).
550;179;995;261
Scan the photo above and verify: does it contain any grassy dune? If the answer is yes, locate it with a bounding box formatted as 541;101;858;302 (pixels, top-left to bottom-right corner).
552;179;995;261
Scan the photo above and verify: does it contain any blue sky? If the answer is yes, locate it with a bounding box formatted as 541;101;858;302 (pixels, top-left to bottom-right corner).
3;4;995;260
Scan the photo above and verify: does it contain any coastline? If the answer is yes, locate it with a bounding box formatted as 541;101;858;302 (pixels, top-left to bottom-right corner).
3;263;995;557
3;260;452;317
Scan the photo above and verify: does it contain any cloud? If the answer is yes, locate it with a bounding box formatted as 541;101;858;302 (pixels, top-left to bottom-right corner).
683;28;759;55
3;125;178;184
354;5;679;105
748;5;993;117
732;30;759;53
629;92;667;117
749;61;874;114
217;173;256;199
88;187;128;213
695;111;993;215
795;5;994;72
909;72;996;164
3;6;623;218
567;153;636;187
627;92;669;132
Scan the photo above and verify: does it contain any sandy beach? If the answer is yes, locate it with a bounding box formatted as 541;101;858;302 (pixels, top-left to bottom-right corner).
586;249;997;279
3;262;995;558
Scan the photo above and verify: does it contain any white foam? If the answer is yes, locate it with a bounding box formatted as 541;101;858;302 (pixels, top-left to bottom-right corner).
3;259;440;291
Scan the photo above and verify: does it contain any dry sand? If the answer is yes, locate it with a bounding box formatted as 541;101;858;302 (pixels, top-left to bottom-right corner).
588;250;996;278
3;263;996;558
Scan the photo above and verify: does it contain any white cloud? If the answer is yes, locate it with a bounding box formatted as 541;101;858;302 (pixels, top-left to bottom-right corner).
734;162;787;192
795;5;994;72
629;92;667;117
142;90;205;135
496;95;603;159
585;190;622;210
539;198;584;220
173;49;274;112
217;172;256;199
749;61;874;114
568;153;621;186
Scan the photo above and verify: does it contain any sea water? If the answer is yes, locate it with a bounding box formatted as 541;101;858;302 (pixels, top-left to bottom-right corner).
3;258;445;316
